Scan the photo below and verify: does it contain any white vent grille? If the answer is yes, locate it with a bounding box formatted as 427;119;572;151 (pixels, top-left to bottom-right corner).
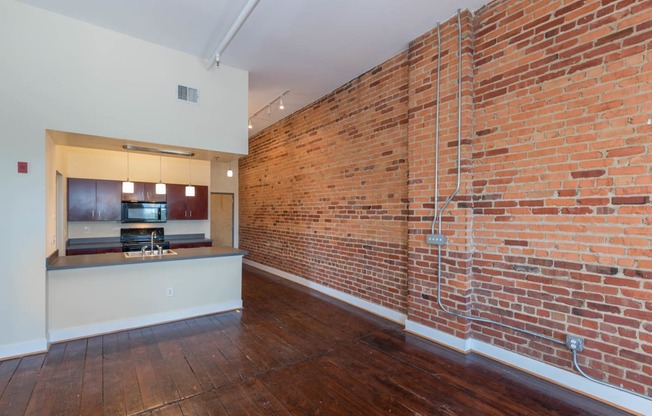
177;84;199;103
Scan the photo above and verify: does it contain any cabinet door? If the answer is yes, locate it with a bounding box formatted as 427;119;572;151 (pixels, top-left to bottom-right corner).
96;180;122;221
166;184;188;219
68;178;96;221
122;182;143;202
187;185;208;219
144;183;167;202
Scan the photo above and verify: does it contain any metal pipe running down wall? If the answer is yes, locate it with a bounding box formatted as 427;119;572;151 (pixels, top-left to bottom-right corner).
428;9;650;402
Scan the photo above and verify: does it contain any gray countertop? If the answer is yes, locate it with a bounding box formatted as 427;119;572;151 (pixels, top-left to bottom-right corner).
66;233;212;250
48;246;247;270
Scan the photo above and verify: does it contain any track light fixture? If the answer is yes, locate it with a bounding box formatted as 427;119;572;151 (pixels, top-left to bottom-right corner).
247;90;290;131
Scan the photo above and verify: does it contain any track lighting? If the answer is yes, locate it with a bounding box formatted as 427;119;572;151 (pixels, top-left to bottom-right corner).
247;90;290;130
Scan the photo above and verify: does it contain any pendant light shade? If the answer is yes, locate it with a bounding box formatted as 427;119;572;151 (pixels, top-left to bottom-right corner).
156;155;166;195
122;150;134;193
185;154;195;197
122;181;134;193
227;160;234;177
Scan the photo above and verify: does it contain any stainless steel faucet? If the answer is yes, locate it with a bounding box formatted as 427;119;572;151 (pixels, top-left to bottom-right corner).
141;245;148;255
150;231;157;253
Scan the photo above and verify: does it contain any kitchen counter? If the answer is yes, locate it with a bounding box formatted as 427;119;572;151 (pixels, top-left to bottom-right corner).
66;233;213;253
48;246;245;270
47;246;247;343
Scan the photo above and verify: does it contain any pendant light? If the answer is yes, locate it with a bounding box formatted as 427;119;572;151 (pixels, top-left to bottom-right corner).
185;154;195;197
155;155;166;195
122;149;134;193
226;160;234;177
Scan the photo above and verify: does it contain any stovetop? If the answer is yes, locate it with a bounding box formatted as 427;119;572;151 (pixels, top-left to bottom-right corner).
120;227;165;243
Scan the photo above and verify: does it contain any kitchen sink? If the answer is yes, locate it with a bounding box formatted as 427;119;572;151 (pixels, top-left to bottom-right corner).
124;249;178;258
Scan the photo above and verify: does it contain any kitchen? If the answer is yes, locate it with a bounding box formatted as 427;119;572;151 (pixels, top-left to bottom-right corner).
1;0;248;360
45;133;246;344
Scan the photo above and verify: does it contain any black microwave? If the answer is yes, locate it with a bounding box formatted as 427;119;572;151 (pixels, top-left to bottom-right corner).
121;202;167;223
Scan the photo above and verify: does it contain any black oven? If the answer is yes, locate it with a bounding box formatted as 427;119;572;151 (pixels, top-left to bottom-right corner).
120;227;170;252
122;202;167;223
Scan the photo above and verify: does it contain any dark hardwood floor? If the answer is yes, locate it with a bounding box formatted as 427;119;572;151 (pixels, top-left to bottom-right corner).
0;265;633;415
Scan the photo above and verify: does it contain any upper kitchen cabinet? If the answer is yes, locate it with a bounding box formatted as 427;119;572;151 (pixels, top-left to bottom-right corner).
68;178;122;221
167;184;208;220
122;182;166;202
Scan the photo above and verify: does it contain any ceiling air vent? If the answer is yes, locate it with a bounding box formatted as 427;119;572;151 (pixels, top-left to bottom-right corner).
177;84;199;104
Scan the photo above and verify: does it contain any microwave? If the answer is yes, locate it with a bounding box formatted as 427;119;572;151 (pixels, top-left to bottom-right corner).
121;202;167;223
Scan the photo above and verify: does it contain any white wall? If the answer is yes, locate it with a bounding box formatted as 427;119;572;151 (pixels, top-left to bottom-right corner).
0;0;248;358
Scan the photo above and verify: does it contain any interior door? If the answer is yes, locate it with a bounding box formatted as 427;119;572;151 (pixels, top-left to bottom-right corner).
210;193;234;247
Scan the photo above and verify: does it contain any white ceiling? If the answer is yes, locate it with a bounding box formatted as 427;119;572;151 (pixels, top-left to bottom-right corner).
17;0;490;136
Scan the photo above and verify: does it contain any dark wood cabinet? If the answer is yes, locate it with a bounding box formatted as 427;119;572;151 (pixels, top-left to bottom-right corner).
68;178;121;221
66;246;122;256
169;241;212;249
167;184;208;220
122;182;166;202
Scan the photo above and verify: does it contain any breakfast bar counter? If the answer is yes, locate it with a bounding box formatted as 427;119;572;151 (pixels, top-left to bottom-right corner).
48;246;246;270
46;246;246;343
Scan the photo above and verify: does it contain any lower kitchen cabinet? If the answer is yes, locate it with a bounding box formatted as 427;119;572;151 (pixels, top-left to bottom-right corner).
66;247;122;256
169;241;212;249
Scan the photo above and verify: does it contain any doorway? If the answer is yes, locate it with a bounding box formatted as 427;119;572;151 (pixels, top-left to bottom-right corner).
210;193;234;247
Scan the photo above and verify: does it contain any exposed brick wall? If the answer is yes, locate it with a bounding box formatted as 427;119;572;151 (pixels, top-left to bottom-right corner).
241;0;651;397
470;0;652;396
240;53;410;311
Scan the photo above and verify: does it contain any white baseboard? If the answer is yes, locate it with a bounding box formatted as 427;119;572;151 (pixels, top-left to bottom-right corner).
244;259;407;325
48;300;242;343
0;338;48;360
405;319;651;416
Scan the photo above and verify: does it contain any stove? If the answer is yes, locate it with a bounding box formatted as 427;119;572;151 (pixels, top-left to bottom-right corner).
120;227;170;252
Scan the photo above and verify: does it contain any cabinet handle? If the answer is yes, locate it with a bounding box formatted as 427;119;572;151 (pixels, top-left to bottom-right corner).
189;210;192;217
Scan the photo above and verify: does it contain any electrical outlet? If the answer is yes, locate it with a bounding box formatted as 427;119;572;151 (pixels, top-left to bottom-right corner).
566;335;584;352
166;287;174;297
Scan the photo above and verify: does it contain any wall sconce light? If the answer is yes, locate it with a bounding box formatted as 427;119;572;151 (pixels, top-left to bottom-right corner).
122;150;134;193
185;155;195;197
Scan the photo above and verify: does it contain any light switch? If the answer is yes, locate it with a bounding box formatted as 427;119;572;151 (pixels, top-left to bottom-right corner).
17;162;28;173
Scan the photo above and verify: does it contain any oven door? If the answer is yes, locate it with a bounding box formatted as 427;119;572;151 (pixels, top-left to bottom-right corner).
121;202;167;223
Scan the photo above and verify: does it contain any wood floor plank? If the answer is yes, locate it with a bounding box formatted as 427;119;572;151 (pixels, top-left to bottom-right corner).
140;327;183;406
0;359;20;400
0;354;45;416
22;343;65;416
177;390;229;415
149;321;204;399
79;336;104;416
102;332;127;416
128;328;166;411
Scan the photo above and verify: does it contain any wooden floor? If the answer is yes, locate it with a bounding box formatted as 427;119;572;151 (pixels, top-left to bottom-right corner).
0;266;632;416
